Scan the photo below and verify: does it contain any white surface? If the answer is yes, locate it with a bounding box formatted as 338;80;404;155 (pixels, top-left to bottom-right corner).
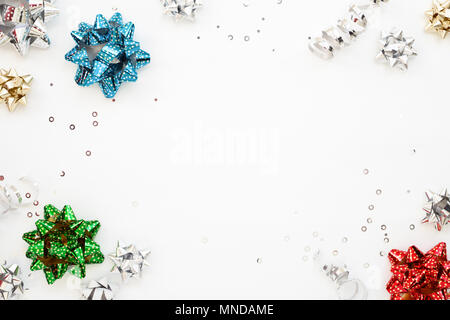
0;0;449;300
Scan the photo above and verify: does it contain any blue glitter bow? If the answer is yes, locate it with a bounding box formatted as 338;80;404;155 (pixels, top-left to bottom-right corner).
65;13;150;98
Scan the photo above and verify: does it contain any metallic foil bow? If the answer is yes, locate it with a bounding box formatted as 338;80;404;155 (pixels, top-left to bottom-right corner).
423;189;450;231
22;205;104;285
309;1;389;59
386;242;450;300
109;242;150;281
0;0;59;56
65;13;151;98
0;261;24;300
376;29;417;70
426;0;450;38
0;68;32;112
82;277;114;300
161;0;202;21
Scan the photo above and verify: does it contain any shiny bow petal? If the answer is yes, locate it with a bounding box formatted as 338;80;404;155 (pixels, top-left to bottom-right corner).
0;68;32;112
22;204;104;285
386;242;450;300
65;12;151;98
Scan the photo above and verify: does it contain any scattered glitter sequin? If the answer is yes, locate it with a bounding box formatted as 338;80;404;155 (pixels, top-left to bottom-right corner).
0;176;4;181
361;226;367;232
410;224;415;230
60;171;65;177
367;218;373;224
244;35;250;41
368;205;374;211
85;151;92;157
376;189;382;195
379;251;385;257
342;237;348;243
49;117;54;122
332;250;338;256
384;237;390;243
27;212;33;218
69;124;75;130
33;201;39;206
92;112;98;117
93;121;98;127
363;169;369;175
257;258;262;264
381;225;387;230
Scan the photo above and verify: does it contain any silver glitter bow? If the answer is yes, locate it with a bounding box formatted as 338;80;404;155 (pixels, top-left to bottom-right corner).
82;278;114;300
109;242;150;281
0;0;59;56
161;0;202;21
422;189;450;231
0;262;24;300
309;1;389;59
376;29;417;70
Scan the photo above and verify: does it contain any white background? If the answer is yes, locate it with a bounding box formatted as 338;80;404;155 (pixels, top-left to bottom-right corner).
1;0;449;300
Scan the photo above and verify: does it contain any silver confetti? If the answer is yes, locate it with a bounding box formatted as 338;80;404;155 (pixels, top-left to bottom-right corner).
0;262;24;300
82;277;114;300
376;28;417;70
161;0;202;21
422;189;450;231
109;242;150;281
0;0;59;56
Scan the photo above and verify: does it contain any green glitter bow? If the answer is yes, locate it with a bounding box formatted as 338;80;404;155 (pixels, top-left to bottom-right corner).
22;205;104;284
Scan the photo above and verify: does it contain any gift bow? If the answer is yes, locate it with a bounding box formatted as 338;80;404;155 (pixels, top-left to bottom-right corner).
65;13;150;98
23;204;104;284
0;68;33;112
386;242;450;300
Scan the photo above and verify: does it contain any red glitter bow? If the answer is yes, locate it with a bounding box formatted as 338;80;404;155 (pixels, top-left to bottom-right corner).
386;242;450;300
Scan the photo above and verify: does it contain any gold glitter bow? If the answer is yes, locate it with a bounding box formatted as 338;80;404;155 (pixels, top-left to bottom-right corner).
0;68;33;112
425;0;450;38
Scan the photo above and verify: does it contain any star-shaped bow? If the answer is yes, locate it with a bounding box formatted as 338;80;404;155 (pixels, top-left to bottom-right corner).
425;0;450;38
65;13;151;98
161;0;202;21
423;189;450;231
82;277;114;300
386;242;450;300
0;68;32;112
376;29;417;70
0;262;24;300
109;242;150;281
23;204;104;284
0;0;59;55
